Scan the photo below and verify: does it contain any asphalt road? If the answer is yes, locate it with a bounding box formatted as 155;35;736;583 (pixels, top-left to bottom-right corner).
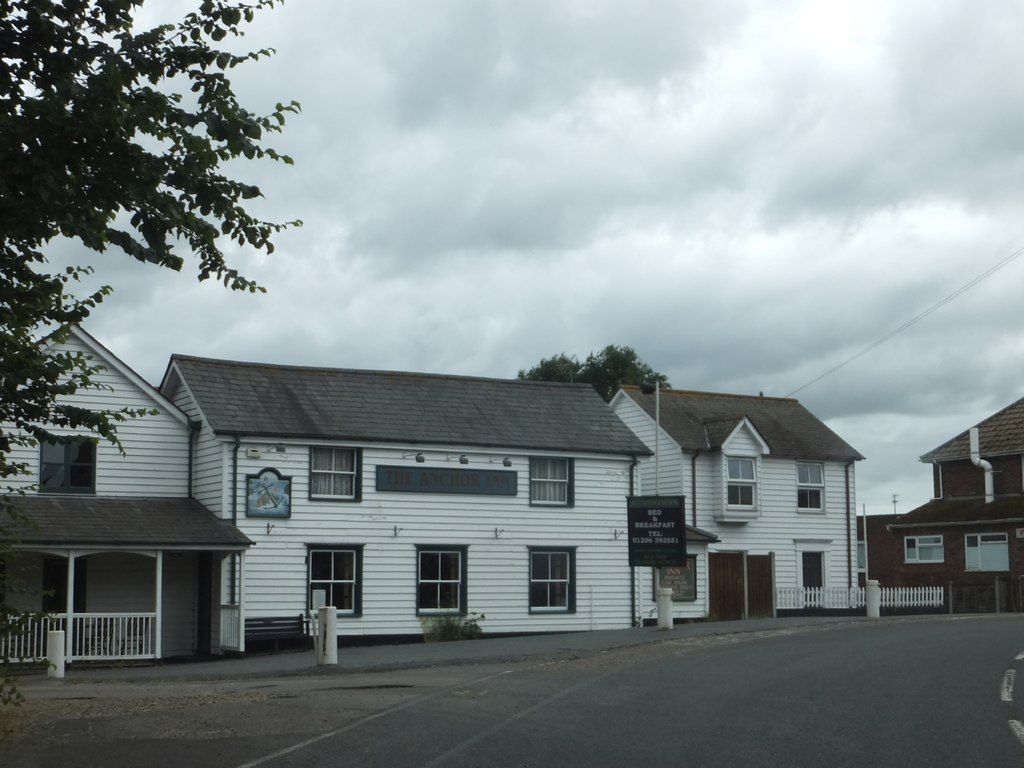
5;616;1024;767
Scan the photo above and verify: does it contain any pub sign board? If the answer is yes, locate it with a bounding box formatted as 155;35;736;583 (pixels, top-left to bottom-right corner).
376;466;518;496
627;495;687;568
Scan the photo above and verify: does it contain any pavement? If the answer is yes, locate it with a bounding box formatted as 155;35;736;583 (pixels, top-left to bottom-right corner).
13;615;883;690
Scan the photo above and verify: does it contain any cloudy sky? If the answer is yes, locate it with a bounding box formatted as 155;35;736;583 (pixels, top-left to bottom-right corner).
64;0;1024;516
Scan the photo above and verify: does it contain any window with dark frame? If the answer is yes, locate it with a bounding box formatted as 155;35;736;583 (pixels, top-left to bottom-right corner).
796;462;824;511
727;457;755;507
529;549;575;612
308;547;361;614
530;457;573;505
417;548;465;614
39;439;96;494
309;447;360;500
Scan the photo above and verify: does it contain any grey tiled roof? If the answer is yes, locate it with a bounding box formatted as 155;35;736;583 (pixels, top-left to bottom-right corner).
921;395;1024;462
5;496;252;549
893;496;1024;526
620;386;863;461
169;357;652;456
685;525;719;544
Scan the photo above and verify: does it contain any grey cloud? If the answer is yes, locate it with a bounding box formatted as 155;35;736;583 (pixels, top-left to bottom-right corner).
38;0;1024;523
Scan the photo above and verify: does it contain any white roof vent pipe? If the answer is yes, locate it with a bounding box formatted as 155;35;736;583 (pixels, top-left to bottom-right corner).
969;427;995;503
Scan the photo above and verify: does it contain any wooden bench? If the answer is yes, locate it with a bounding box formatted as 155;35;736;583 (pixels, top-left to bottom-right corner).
244;614;309;652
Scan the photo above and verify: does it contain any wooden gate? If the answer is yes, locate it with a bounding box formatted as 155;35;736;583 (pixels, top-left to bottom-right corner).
709;552;774;621
709;552;744;621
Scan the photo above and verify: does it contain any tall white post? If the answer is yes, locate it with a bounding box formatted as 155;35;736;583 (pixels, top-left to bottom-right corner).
861;504;869;581
154;550;163;659
65;550;76;661
654;384;660;493
238;550;247;653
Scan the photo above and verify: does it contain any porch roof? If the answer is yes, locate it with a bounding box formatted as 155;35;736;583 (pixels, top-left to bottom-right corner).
685;525;719;544
4;496;252;550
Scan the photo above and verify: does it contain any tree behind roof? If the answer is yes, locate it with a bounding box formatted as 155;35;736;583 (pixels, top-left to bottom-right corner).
518;345;669;402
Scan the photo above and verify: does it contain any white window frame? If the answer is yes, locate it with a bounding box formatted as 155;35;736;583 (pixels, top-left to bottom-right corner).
796;462;824;512
965;533;1009;572
905;535;944;563
530;457;572;506
727;457;756;507
310;447;358;500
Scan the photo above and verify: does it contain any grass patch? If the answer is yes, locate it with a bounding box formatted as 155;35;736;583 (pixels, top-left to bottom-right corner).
421;613;485;642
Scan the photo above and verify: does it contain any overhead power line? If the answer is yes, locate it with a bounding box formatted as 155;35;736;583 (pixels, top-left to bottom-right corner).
786;244;1024;397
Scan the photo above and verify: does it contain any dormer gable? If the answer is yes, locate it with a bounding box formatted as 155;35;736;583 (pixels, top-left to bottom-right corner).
720;417;770;457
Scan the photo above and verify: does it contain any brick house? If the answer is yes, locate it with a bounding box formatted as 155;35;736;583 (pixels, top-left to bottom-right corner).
864;396;1024;613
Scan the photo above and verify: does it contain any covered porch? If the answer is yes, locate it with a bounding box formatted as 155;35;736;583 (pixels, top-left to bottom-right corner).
2;496;251;664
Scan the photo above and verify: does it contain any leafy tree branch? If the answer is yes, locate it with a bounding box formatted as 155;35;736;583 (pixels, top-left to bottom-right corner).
0;0;298;700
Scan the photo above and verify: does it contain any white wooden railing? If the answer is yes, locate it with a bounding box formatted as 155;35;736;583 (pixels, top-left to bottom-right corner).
1;614;60;661
776;585;945;611
2;613;156;662
220;604;242;651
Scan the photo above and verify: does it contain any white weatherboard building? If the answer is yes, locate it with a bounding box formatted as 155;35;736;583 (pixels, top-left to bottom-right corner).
158;355;657;643
3;328;250;663
611;386;863;622
6;329;678;662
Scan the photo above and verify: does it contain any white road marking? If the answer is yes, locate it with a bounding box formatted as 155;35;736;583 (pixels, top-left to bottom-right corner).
1009;720;1024;747
1002;669;1016;703
234;668;513;768
1015;651;1024;661
419;669;605;768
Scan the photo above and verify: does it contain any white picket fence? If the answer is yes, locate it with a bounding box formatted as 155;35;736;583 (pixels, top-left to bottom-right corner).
2;612;157;663
879;586;945;609
220;604;242;652
776;585;945;611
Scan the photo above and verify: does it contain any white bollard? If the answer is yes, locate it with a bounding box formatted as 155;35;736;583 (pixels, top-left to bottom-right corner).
317;606;338;665
866;579;881;619
47;629;65;679
657;587;674;630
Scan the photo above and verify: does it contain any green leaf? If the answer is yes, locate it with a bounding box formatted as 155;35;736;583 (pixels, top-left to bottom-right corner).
0;0;300;701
